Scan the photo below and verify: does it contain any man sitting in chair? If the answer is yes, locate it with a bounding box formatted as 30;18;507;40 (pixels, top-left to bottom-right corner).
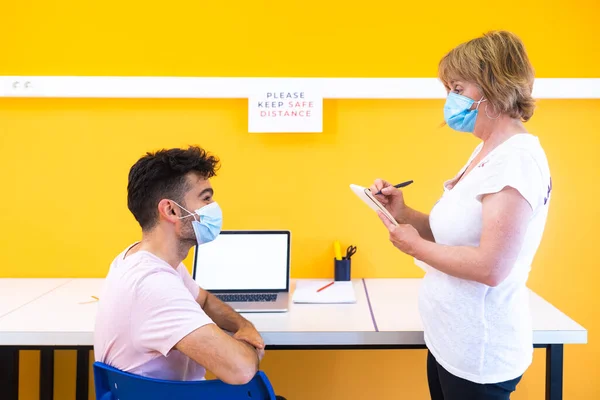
94;145;285;398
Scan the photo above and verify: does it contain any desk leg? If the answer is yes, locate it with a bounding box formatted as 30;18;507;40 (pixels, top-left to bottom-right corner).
40;349;54;400
0;347;19;400
76;349;89;400
546;344;563;400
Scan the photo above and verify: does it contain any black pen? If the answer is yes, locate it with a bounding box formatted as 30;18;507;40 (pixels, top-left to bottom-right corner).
375;180;413;195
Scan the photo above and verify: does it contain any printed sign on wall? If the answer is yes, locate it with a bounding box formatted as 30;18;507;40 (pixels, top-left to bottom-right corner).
248;88;323;133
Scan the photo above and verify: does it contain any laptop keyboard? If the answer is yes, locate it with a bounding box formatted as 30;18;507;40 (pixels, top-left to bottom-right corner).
215;293;278;303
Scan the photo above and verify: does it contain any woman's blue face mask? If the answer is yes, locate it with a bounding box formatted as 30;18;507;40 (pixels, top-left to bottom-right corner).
443;92;486;133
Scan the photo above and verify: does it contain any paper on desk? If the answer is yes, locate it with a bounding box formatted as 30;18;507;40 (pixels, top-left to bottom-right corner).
292;280;356;304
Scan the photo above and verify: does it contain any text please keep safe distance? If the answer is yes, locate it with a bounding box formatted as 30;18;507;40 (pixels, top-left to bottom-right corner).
257;92;315;117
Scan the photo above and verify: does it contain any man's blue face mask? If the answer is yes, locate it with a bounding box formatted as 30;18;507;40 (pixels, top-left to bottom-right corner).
173;201;223;245
443;92;486;133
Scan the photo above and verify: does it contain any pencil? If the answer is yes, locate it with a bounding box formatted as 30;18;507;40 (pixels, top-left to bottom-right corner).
317;282;334;292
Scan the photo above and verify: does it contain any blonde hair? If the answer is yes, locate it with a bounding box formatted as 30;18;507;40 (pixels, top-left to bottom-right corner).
438;31;536;122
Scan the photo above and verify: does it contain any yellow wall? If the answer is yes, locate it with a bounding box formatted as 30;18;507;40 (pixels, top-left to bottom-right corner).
0;1;599;399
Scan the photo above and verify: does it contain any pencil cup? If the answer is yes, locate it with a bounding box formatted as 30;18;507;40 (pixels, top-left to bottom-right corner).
334;258;351;281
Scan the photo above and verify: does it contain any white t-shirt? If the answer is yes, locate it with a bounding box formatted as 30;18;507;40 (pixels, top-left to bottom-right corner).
94;244;214;380
417;133;552;384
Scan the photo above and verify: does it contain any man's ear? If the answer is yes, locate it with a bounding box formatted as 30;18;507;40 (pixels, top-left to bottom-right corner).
157;199;180;223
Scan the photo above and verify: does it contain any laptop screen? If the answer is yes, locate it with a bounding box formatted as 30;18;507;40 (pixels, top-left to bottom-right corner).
193;231;290;292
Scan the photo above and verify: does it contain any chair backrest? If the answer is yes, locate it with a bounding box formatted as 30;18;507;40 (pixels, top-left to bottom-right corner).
93;362;276;400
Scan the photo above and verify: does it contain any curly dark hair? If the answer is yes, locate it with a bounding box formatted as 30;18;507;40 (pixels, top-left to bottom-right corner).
127;146;220;231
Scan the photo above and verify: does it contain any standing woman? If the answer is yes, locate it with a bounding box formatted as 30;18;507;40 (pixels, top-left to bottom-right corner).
371;31;552;399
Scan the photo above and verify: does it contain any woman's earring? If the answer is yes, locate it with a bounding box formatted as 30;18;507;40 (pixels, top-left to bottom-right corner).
485;103;501;119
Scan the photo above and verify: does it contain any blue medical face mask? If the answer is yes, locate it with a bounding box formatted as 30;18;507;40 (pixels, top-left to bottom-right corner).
444;92;486;133
173;201;223;245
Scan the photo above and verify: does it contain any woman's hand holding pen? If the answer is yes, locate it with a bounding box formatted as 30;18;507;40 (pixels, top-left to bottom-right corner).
370;178;407;223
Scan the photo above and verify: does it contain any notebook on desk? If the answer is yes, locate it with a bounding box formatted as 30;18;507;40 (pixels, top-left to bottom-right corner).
292;280;356;304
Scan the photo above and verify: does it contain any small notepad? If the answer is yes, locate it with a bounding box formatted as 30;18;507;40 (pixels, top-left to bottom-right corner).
292;280;357;304
349;184;398;226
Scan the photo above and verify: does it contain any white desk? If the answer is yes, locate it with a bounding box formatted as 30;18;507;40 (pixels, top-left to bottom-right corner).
0;278;72;400
0;278;587;400
244;280;376;346
364;278;587;345
0;278;71;318
0;279;376;347
0;278;374;400
0;279;105;346
364;278;587;400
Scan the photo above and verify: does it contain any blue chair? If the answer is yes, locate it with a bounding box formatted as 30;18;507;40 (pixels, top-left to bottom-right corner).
93;362;277;400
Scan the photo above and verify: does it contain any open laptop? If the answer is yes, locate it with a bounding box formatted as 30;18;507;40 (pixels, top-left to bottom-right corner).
192;230;290;312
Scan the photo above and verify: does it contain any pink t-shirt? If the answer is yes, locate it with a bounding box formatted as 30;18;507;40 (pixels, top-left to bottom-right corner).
94;243;214;380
